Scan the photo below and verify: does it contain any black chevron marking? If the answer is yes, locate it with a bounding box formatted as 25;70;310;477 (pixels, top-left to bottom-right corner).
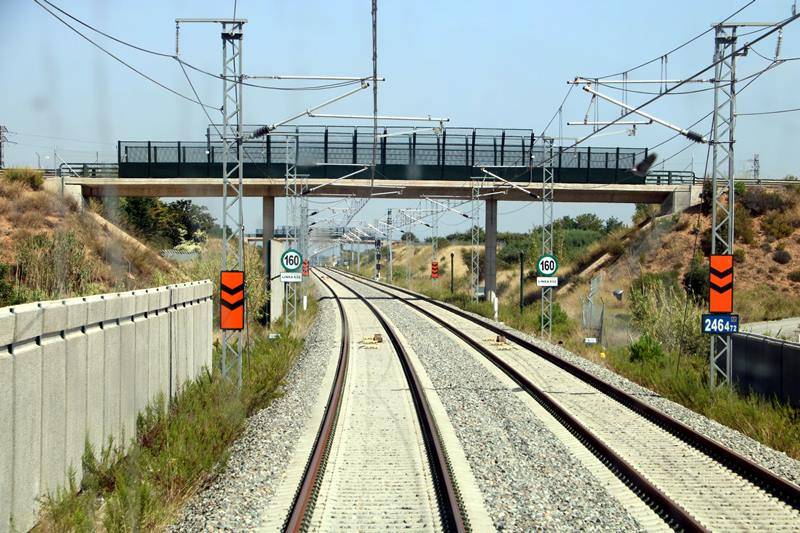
220;299;244;310
710;281;733;293
709;266;733;278
220;282;245;294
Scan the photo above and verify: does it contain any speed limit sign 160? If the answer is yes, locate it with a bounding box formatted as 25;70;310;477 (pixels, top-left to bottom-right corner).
536;254;559;276
281;248;303;272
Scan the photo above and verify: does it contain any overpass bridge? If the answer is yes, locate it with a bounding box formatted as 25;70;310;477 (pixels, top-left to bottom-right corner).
60;126;699;295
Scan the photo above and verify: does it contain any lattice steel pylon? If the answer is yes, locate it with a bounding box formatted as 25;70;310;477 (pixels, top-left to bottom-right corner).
709;24;739;388
470;179;482;300
540;138;554;338
284;135;300;327
386;208;393;283
220;20;245;387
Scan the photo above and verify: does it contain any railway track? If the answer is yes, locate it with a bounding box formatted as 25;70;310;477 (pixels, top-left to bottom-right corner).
326;268;800;532
281;271;466;532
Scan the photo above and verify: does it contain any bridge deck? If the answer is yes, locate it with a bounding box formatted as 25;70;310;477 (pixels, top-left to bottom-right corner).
70;177;690;204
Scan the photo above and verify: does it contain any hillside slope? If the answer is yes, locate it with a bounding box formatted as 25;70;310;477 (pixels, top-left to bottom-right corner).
0;174;184;306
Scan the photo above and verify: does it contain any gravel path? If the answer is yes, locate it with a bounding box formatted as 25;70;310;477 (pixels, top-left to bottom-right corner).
382;280;800;488
170;294;338;531
331;273;643;531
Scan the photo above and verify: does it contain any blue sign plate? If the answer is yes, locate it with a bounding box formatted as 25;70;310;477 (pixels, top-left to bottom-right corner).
702;313;739;334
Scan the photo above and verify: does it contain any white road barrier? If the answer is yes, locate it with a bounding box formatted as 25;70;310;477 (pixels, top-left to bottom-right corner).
0;280;213;533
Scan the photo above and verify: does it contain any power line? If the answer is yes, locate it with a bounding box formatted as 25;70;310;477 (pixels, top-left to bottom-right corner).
31;0;218;109
540;83;575;137
529;14;799;179
738;105;800;116
36;0;368;92
656;61;779;165
590;0;756;79
12;132;115;145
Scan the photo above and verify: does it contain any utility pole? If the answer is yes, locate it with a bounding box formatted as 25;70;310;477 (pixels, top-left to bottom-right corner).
176;18;247;388
709;22;742;388
0;126;7;169
752;153;760;183
387;208;393;282
540;138;554;338
470;180;482;300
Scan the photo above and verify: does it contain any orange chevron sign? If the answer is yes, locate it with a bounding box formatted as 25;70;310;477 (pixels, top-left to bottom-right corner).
709;255;733;314
220;270;245;331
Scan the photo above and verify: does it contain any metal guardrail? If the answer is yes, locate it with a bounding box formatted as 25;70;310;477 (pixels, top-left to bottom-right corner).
117;126;647;172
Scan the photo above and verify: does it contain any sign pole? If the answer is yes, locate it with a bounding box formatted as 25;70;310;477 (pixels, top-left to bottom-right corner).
450;252;454;294
519;251;524;312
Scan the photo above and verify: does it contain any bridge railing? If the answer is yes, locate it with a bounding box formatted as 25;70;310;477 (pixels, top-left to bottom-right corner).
116;126;648;178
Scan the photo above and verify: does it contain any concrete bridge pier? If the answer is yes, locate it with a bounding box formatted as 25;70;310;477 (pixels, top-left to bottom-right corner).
485;198;497;297
262;196;275;279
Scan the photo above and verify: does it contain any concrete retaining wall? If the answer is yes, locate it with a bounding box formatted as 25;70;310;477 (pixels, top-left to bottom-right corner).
0;280;213;533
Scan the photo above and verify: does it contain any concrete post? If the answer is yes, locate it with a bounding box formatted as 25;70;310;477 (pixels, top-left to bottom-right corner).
485;198;498;296
262;195;275;277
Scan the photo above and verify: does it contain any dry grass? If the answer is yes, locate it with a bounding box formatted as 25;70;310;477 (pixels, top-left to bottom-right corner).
0;183;186;303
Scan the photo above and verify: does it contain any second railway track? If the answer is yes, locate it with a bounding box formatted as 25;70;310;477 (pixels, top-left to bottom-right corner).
326;267;800;532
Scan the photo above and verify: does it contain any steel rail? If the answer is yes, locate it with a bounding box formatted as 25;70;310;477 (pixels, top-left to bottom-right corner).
326;268;701;530
328;268;800;527
351;271;800;509
320;270;467;532
284;272;350;532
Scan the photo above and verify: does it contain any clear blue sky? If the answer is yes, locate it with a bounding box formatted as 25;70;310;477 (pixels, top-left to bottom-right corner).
2;0;800;236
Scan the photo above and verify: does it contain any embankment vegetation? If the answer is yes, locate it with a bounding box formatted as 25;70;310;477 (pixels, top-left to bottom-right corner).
37;299;317;531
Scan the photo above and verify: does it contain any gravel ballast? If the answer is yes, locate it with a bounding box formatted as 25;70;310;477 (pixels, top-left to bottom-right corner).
332;273;643;531
170;294;338;531
364;275;800;488
461;305;800;487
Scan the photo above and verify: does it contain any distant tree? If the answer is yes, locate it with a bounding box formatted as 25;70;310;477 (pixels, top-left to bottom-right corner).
120;198;159;235
574;213;604;232
166;200;215;242
604;216;625;234
119;197;215;247
401;231;419;242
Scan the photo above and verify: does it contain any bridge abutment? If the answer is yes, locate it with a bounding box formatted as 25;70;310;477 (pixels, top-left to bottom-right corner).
485;198;497;297
659;185;700;215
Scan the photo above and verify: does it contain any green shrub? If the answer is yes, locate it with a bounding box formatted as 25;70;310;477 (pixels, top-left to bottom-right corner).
734;208;755;244
773;249;792;264
629;333;665;363
733;249;746;264
734;180;747;197
788;270;800;283
630;273;708;357
3;167;44;190
700;179;713;215
741;186;792;215
631;271;680;296
683;258;709;301
763;211;795;240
